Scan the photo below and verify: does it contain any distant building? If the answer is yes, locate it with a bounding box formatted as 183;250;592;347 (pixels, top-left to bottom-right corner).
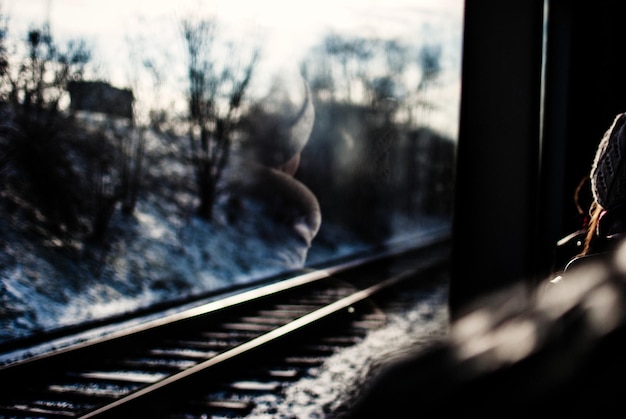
66;81;134;119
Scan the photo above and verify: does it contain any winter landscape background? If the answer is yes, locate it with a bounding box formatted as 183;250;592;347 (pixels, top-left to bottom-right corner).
0;0;462;357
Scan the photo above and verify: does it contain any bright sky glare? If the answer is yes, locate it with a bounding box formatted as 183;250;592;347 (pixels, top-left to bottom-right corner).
3;0;464;135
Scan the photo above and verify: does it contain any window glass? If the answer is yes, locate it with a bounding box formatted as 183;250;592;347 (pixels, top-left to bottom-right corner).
0;0;463;344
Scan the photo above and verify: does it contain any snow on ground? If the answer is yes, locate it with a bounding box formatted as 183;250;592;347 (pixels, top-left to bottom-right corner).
0;206;446;346
0;203;354;344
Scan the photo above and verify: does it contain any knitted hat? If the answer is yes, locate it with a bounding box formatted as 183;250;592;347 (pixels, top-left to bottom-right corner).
590;112;626;210
240;75;315;168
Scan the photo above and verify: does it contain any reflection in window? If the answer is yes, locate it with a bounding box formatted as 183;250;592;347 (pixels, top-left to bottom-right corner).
0;0;463;343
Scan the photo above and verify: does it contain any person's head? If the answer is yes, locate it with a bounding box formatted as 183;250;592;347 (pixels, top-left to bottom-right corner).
239;73;315;176
583;112;626;255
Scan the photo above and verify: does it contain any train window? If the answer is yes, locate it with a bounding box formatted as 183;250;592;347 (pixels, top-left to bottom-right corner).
0;0;463;344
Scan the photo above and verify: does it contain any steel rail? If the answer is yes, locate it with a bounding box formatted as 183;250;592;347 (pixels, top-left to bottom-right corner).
0;227;451;419
78;246;446;418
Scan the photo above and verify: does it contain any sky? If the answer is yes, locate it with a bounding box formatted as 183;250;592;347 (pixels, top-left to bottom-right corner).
5;0;463;39
2;0;464;135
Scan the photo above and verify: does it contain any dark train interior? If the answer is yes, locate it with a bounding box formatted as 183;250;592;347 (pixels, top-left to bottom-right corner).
348;1;626;416
451;0;626;312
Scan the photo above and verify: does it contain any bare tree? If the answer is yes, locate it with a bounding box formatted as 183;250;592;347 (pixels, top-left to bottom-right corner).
0;6;8;81
323;33;375;103
0;14;95;249
1;23;90;116
409;43;442;125
300;46;336;102
180;16;258;220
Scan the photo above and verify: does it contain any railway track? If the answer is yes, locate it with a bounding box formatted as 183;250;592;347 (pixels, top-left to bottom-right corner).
0;231;450;418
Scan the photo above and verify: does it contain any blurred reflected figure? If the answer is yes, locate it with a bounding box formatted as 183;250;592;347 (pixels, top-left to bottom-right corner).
216;72;321;270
